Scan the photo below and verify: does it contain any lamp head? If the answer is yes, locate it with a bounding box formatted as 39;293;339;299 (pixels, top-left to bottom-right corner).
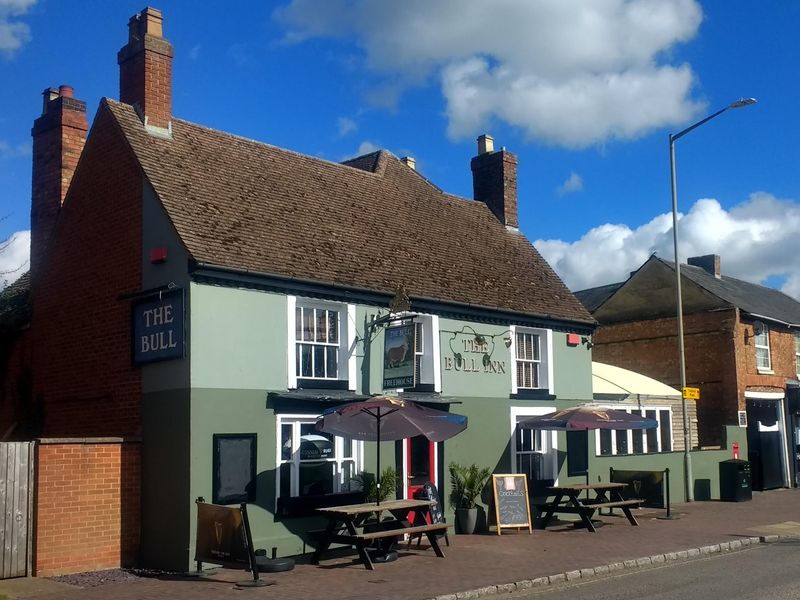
729;98;757;109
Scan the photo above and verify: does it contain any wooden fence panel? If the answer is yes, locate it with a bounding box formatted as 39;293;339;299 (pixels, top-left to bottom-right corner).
0;443;33;579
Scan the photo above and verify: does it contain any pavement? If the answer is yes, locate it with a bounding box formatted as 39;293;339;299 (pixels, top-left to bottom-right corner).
2;488;799;600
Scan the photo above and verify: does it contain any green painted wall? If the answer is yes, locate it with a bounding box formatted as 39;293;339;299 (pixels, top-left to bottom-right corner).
140;389;191;570
190;284;287;390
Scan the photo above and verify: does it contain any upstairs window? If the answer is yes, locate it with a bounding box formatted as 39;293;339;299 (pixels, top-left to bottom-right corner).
511;326;552;394
515;331;541;388
755;326;771;371
288;297;355;390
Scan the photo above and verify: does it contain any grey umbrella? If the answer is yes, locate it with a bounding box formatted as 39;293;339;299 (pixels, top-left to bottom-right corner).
316;396;468;504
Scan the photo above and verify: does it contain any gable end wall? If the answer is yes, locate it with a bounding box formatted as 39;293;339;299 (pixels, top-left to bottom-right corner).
32;105;143;437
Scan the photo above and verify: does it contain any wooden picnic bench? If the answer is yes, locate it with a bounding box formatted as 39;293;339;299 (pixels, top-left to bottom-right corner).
311;498;448;570
538;483;642;533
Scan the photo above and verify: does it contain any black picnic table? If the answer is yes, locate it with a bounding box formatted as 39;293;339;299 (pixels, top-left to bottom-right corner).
311;498;448;570
538;482;641;533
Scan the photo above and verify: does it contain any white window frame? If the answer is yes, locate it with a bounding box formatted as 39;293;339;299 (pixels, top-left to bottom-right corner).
755;326;771;372
287;296;357;390
275;414;363;500
509;326;553;394
389;313;441;393
593;406;673;456
510;407;558;483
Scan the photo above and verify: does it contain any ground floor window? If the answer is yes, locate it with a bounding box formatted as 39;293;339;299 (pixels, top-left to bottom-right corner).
511;408;557;486
277;416;362;498
597;407;672;456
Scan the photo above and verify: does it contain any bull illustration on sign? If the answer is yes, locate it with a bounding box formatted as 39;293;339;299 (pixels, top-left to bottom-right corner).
383;324;416;389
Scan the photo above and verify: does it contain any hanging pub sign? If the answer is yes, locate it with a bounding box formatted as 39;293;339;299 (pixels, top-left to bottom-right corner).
383;323;416;389
132;288;185;364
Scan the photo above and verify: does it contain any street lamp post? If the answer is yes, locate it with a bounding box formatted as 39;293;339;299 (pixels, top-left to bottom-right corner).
669;98;756;502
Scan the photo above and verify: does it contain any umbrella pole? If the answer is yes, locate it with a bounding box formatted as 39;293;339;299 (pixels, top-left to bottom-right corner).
376;407;381;506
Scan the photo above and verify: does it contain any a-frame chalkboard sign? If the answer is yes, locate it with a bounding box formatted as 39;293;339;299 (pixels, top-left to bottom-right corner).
492;474;532;535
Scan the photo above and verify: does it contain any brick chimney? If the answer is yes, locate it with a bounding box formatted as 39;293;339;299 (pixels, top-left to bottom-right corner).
470;134;518;228
687;254;721;278
30;85;88;285
117;7;173;130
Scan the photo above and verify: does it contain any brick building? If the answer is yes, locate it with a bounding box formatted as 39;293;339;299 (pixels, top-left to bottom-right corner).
0;7;610;573
576;254;800;491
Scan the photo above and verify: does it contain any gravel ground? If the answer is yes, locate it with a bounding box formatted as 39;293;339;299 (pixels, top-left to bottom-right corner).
48;568;173;588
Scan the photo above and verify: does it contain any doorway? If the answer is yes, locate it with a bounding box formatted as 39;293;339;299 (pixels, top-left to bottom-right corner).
746;398;788;490
404;435;436;500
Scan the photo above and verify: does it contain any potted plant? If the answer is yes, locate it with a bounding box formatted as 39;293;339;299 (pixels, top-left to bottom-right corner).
352;466;398;504
449;462;491;534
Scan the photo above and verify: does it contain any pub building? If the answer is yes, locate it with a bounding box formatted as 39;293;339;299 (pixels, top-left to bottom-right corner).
3;7;703;572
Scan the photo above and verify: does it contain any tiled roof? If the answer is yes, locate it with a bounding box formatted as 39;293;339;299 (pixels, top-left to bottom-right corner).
574;282;623;313
0;271;31;333
105;100;593;325
661;259;800;326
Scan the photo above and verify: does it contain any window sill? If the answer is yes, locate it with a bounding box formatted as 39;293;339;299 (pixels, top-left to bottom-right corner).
756;368;775;375
296;379;350;390
510;390;556;400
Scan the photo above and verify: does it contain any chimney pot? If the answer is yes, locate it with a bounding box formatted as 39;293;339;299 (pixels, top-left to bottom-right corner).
58;85;74;98
401;156;416;170
477;134;494;155
41;87;59;115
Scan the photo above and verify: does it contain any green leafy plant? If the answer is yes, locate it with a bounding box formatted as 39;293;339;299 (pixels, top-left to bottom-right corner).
449;462;491;509
352;466;397;503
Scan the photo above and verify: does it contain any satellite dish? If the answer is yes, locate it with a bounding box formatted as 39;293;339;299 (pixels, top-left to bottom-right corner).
752;320;765;336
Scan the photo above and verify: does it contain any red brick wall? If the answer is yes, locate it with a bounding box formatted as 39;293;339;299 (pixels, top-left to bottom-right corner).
594;309;800;447
592;309;739;446
32;102;143;438
34;440;140;576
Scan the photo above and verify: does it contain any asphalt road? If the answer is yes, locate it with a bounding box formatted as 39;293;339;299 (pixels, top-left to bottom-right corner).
514;539;800;600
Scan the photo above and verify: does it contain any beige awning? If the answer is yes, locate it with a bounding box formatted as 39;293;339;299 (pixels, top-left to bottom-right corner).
592;361;680;399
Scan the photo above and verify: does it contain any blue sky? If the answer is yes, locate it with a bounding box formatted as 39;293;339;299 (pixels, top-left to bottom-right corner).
2;0;799;298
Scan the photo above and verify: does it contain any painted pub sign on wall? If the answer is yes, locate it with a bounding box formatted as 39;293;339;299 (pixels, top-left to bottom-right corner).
132;289;185;364
383;324;416;389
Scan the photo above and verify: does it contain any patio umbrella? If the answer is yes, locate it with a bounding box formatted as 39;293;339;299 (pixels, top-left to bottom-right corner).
518;404;657;491
316;396;468;505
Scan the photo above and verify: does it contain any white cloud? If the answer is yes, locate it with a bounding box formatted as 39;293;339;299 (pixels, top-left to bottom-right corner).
557;172;583;196
340;140;380;161
275;0;705;147
337;116;357;137
0;0;36;56
535;192;800;300
188;44;201;60
0;139;30;158
0;229;29;288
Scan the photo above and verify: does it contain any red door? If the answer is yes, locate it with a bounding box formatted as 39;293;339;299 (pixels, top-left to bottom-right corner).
406;435;435;500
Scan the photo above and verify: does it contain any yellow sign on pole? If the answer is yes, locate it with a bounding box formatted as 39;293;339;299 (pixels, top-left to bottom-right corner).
682;387;700;400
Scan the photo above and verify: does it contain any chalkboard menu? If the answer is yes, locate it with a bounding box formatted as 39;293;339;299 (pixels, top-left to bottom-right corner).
415;482;444;524
492;474;532;535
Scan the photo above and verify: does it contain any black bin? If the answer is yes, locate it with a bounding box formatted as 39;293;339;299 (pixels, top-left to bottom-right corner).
719;459;752;502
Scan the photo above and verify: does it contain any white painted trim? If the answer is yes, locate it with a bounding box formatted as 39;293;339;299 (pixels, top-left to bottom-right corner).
431;315;442;392
744;391;785;400
510;406;558;484
287;295;297;389
545;329;554;395
400;439;440;498
509;325;518;395
347;304;357;391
